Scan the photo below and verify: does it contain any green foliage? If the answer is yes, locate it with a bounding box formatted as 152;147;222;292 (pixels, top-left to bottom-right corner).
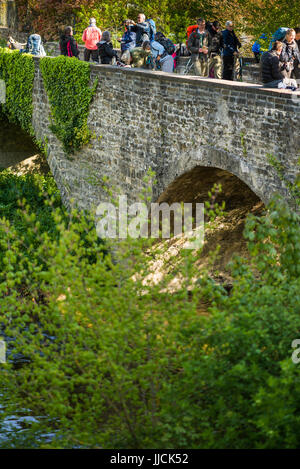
247;0;300;39
0;169;64;271
39;56;98;154
268;154;300;209
16;0;300;45
0;48;35;134
0;165;300;448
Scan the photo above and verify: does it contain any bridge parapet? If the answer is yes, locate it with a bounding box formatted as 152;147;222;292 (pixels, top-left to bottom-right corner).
30;58;300;210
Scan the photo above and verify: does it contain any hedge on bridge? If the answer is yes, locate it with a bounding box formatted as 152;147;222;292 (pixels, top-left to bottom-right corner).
40;56;98;155
0;48;35;135
0;48;97;155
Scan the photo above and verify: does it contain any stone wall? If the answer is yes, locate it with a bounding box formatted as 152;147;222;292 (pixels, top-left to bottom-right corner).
30;57;299;210
43;41;261;83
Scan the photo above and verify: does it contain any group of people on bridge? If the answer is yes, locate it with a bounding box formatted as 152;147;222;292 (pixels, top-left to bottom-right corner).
6;12;300;89
260;28;300;90
59;15;244;80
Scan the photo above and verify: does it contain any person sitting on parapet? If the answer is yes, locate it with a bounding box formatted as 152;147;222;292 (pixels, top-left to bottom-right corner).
117;20;136;65
222;20;241;80
97;31;118;64
142;39;174;73
82;18;102;63
60;26;80;58
187;17;209;77
280;29;300;80
128;13;150;47
260;40;298;90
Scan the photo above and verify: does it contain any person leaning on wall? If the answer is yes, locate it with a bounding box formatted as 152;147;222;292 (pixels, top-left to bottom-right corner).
59;26;80;58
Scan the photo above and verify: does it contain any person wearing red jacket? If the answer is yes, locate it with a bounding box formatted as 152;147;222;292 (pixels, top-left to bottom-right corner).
82;18;102;63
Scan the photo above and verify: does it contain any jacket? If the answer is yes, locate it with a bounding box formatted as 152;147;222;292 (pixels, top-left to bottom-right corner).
187;29;209;61
121;29;136;52
222;29;241;57
60;35;80;58
207;27;224;55
82;26;102;50
129;22;149;47
280;40;300;69
97;41;117;64
260;50;285;83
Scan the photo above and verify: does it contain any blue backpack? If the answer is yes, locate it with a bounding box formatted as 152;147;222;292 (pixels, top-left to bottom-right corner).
25;34;46;56
268;27;288;50
146;19;156;42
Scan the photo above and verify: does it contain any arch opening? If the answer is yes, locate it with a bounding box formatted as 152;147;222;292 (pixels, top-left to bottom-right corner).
0;116;42;169
155;166;265;285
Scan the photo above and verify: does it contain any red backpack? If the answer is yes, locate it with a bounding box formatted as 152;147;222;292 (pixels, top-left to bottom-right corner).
187;25;198;40
186;24;198;46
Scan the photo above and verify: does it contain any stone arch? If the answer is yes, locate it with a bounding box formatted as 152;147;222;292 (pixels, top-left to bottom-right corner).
153;147;280;206
156;165;263;212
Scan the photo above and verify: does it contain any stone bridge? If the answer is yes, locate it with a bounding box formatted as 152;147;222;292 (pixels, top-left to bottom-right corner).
9;57;300;208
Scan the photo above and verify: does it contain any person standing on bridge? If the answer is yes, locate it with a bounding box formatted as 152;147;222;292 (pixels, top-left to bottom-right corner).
280;29;300;80
60;26;80;59
207;21;224;79
97;31;118;65
82;18;102;64
222;21;241;80
187;18;209;77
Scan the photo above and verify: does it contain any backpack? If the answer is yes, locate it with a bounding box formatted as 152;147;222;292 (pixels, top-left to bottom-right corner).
146;19;156;42
187;25;198;40
269;27;288;50
25;34;46;56
154;32;175;55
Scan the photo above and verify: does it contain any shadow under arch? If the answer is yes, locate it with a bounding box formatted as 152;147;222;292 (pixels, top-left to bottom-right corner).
0;116;40;169
156;166;262;210
152;145;278;206
155;166;265;285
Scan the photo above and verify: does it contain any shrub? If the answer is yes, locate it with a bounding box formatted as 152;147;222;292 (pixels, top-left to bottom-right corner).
0;48;35;134
0;176;299;448
40;56;98;154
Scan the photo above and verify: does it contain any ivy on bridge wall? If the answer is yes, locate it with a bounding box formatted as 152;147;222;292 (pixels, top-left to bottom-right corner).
40;56;98;155
0;48;35;134
0;48;97;155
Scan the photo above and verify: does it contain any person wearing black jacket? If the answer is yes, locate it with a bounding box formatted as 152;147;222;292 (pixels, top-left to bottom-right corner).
261;40;297;89
59;26;80;58
222;21;241;80
207;21;223;79
97;31;118;64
